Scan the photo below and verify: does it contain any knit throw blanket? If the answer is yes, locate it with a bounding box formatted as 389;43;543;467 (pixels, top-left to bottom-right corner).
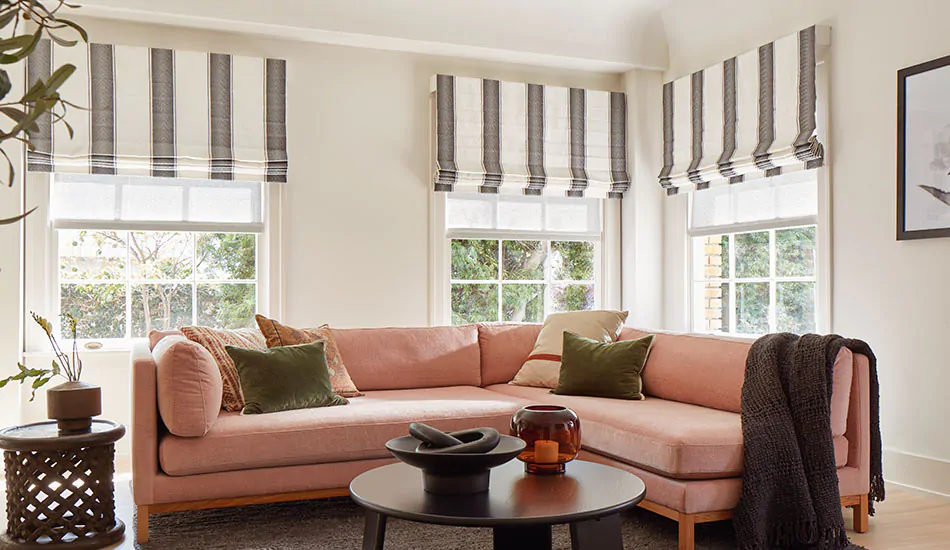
734;333;884;550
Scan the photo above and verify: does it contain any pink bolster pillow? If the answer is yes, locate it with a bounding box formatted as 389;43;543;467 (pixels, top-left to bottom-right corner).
152;335;223;437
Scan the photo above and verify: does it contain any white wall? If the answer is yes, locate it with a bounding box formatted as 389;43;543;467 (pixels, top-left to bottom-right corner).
622;69;666;328
0;148;23;431
8;17;624;464
661;0;950;496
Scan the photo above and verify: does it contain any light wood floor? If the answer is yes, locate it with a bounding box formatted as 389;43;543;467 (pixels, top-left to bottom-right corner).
1;477;948;548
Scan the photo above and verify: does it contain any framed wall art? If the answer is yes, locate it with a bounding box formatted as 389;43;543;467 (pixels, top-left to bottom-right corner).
898;53;950;240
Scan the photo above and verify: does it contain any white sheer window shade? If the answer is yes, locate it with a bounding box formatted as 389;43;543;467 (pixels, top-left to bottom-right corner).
689;171;818;237
447;194;601;239
50;174;264;233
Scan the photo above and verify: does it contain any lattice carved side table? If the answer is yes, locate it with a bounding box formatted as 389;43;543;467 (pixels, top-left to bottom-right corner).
0;420;125;549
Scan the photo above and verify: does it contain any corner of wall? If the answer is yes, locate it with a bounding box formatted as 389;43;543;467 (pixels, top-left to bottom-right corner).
621;69;665;329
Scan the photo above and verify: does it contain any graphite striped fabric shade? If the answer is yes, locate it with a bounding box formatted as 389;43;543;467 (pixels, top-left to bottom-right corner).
434;75;629;199
26;40;287;182
658;26;826;195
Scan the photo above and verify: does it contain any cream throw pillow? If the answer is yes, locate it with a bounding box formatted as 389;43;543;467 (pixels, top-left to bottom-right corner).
510;310;629;388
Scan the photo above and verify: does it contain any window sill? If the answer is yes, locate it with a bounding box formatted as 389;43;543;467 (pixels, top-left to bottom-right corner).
23;343;141;358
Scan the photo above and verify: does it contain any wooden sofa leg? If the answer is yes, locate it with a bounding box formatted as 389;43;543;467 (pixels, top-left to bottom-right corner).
677;513;696;550
853;494;869;533
137;505;150;544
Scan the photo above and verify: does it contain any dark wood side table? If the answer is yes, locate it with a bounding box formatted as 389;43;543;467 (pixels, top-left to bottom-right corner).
350;459;646;550
0;420;126;549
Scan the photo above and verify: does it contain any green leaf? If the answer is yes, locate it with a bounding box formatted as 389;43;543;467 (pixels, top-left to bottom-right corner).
11;101;51;136
57;19;89;43
62;117;74;139
0;147;15;188
48;33;77;48
30;377;52;401
0;68;10;102
0;35;36;53
0;206;36;226
20;367;48;378
43;63;76;95
0;28;42;64
0;10;18;31
22;79;47;102
0;106;26;123
51;360;60;376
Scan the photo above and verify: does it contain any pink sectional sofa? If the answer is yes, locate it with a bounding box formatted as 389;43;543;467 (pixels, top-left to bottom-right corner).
132;324;873;550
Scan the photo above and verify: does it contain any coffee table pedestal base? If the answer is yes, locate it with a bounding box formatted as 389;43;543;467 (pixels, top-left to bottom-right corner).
493;524;552;550
569;513;624;549
360;512;624;550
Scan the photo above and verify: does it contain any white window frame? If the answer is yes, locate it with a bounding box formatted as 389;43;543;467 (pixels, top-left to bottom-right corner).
686;169;831;336
429;191;621;326
24;173;284;352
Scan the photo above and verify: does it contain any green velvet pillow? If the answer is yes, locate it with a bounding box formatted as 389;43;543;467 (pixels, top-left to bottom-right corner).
552;331;655;400
225;341;348;415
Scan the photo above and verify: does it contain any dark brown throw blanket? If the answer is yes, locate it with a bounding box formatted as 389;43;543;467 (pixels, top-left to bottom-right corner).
734;333;884;550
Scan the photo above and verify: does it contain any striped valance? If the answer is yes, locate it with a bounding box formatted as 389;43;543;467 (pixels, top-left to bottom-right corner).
26;40;287;182
434;75;629;199
658;26;827;195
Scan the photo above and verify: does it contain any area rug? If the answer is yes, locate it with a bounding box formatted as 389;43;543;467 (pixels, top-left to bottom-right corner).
138;497;737;549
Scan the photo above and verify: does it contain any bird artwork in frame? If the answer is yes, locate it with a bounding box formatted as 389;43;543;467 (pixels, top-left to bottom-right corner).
898;53;950;240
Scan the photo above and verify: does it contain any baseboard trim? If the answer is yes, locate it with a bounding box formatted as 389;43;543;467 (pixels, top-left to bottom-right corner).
883;448;950;499
885;480;950;502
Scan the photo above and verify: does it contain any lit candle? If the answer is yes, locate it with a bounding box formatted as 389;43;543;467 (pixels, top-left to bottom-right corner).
534;440;559;464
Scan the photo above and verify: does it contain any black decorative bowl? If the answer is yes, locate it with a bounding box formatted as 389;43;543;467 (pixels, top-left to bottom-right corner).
385;434;526;495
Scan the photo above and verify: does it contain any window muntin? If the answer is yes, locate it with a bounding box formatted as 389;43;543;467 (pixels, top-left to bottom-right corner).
692;226;817;336
58;230;258;340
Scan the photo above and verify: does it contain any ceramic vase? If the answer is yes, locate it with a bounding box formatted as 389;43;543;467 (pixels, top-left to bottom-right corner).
47;381;101;434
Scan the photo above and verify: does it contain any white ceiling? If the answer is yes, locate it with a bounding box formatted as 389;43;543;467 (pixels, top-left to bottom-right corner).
76;0;670;72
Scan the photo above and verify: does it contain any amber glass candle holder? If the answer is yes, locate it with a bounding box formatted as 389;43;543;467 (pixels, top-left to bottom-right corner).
510;405;581;475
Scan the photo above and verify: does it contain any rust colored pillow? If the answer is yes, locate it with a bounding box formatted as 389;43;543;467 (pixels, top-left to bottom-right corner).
254;314;362;397
180;326;266;412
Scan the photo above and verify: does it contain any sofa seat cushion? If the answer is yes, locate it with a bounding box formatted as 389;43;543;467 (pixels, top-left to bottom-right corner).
330;326;481;391
159;386;528;476
486;385;847;479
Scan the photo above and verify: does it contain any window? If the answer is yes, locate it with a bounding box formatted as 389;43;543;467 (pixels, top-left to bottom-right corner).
689;171;822;336
441;194;604;325
40;173;267;342
693;227;817;335
58;230;257;340
451;239;597;324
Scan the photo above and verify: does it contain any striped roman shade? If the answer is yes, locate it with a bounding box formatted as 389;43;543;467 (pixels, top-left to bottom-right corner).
658;26;827;195
26;40;287;182
434;75;629;199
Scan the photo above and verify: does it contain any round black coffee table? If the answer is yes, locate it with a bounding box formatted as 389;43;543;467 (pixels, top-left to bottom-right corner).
349;459;646;550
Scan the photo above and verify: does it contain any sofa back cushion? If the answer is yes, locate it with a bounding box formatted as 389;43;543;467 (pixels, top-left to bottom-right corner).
477;323;542;386
330;325;480;390
152;335;222;437
622;328;855;435
621;328;750;412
